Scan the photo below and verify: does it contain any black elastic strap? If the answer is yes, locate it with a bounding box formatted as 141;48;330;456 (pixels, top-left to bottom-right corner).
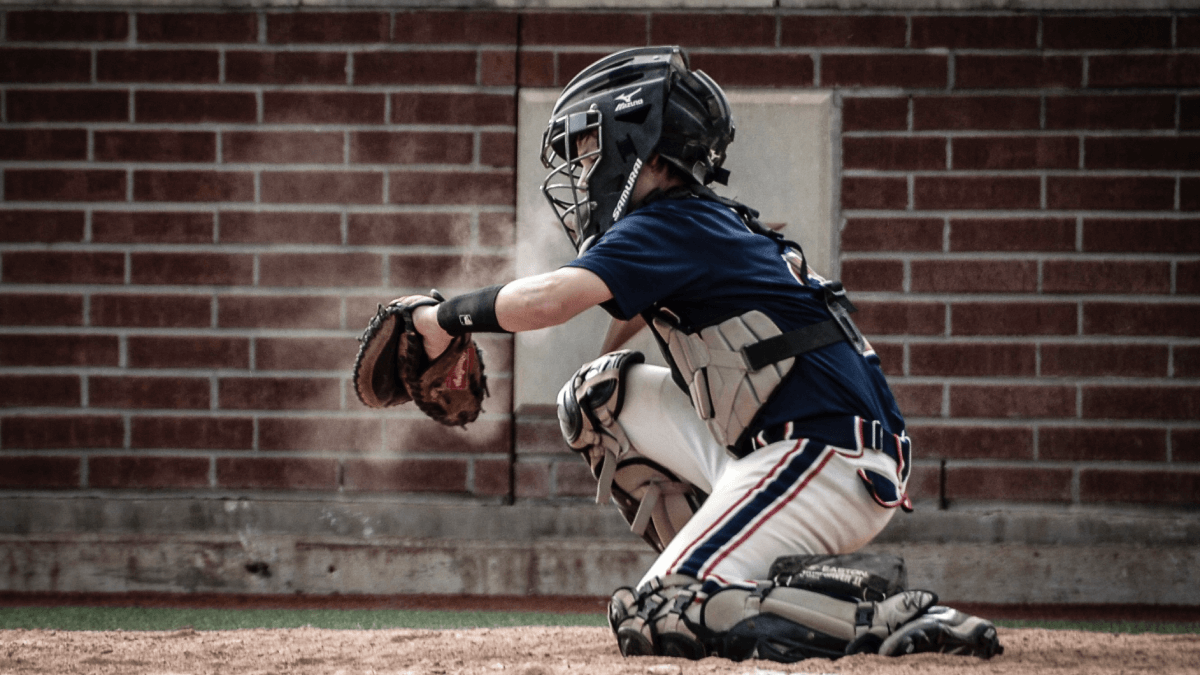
741;320;847;372
436;284;509;335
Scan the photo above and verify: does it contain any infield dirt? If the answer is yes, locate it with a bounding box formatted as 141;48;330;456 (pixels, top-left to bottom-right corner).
2;625;1198;674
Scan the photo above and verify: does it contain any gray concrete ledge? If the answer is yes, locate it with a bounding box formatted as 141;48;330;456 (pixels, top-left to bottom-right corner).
2;1;1197;11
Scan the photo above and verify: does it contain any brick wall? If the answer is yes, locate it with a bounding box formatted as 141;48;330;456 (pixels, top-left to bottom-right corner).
1;7;1196;509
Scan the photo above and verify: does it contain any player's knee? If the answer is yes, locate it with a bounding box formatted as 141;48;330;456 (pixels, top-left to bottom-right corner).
557;349;644;454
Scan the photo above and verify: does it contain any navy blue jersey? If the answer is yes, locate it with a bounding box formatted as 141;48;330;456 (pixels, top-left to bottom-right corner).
567;197;906;441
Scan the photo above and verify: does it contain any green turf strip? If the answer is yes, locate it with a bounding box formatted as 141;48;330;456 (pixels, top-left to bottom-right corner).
0;607;1196;634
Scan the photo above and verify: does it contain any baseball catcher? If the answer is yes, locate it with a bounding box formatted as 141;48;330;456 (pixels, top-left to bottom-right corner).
357;46;1001;663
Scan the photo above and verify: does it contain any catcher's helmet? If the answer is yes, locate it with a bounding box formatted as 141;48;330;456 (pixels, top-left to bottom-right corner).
540;46;735;254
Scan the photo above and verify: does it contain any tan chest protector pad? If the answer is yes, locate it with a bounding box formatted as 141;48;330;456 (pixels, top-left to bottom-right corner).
652;310;794;452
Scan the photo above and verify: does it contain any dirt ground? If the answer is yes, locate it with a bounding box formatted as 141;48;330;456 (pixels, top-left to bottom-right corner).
2;625;1198;675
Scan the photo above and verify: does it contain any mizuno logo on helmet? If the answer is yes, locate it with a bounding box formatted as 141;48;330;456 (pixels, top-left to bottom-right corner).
614;87;644;112
612;158;643;221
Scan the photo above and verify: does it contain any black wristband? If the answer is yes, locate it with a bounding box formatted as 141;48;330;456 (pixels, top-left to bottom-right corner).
436;284;509;335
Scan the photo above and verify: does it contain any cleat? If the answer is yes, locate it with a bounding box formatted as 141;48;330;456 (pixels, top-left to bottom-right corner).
878;606;1003;659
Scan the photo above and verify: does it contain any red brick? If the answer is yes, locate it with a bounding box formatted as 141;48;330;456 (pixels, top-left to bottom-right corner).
515;414;563;456
1183;17;1200;48
258;417;381;452
94;130;215;163
1047;176;1175;212
136;12;258;43
219;212;341;245
5;170;126;202
890;384;943;417
97;50;218;83
92;211;213;244
132;416;253;450
555;461;599;498
1086;137;1200;171
261;172;382;205
1177;346;1200;378
223;131;343;164
91;294;211;328
388;253;511;290
955;55;1081;89
134;171;254;203
1084;303;1200;337
910;15;1036;49
1087;219;1199;254
89;456;209;489
1044;16;1171;50
218;295;341;330
1184;179;1200;212
0;294;83;327
946;466;1072;503
909;424;1033;460
915;177;1040;211
651;13;775;47
267;12;388;43
871;341;903;376
383;418;510;455
480;132;515;168
520;12;645;46
1040;426;1166;462
910;343;1036;378
343;458;468;493
1184;96;1200;130
226;51;347;85
263;92;385;125
480;213;515;248
0;376;79;407
950;218;1075;252
130;252;253;286
1082;386;1200;420
781;15;905;47
853;301;945;336
841;177;907;210
481;49;516;86
216;457;337;490
0;129;87;161
822;54;946;88
1043;260;1171;295
952;384;1076;419
842;218;942;252
0;211;85;243
348;213;470;247
912;260;1035;294
473;458;510;497
8;10;128;41
218;377;341;411
0;334;118;367
1041;343;1168;378
355;51;477;86
1046;95;1176;130
843;137;945;171
914;97;1040;130
518;51;555;87
7;89;128;122
0;456;80;489
391;92;514;126
842;98;907;132
389;171;513;206
904;464;940;501
393;11;517;44
952;302;1077;336
127;336;249;369
258;252;381;288
136;90;256;123
953;136;1077;170
256;337;357;372
2;252;124;285
0;49;90;83
689;53;813;88
1080;470;1200;506
90;376;210;410
351;131;472;165
840;260;903;292
1;415;123;450
1089;54;1200;88
1173;428;1200;462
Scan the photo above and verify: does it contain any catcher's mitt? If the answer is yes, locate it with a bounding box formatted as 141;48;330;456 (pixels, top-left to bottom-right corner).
353;293;488;427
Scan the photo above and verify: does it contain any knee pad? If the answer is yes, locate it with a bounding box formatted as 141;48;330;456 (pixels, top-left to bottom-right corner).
608;577;938;664
558;351;705;552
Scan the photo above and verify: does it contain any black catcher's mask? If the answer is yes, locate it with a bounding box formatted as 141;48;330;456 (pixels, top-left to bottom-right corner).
541;46;735;255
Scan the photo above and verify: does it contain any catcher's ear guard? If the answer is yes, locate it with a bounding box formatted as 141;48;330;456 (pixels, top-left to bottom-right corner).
353;297;439;409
